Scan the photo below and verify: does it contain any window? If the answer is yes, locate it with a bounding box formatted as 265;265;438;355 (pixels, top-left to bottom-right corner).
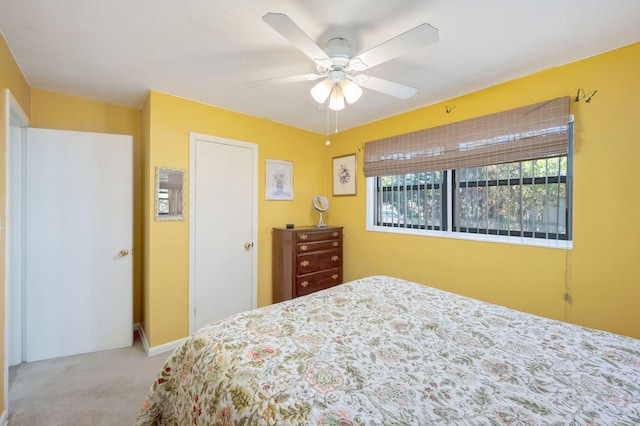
371;152;572;245
364;97;573;247
456;157;569;240
375;171;445;230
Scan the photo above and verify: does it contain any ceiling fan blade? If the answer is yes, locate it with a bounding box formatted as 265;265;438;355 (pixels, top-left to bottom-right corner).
358;75;418;99
351;23;438;70
262;13;330;63
246;73;323;88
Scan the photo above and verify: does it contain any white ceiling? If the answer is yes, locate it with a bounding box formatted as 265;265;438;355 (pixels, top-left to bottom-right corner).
1;1;639;134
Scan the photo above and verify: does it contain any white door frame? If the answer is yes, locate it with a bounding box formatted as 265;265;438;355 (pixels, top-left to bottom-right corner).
4;89;29;420
188;132;258;334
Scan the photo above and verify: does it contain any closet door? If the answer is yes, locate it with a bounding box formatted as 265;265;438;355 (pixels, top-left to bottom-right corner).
24;128;133;362
189;133;257;332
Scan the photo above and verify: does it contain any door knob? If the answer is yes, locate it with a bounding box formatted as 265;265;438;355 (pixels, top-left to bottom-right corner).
119;249;129;257
244;242;253;249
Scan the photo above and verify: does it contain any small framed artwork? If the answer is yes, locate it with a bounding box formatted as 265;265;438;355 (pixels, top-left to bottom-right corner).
266;159;293;200
332;153;357;196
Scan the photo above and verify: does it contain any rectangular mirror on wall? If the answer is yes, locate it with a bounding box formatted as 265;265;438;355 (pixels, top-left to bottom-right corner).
155;167;185;221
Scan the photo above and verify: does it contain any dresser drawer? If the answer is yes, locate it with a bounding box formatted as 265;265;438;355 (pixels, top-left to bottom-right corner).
296;229;342;243
296;250;341;274
296;269;342;297
297;239;341;253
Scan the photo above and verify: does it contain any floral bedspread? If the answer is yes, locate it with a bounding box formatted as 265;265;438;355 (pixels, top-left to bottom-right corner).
136;275;640;425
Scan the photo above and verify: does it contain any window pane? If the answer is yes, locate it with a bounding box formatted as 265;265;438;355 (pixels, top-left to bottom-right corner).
455;156;568;239
487;185;499;231
373;155;569;241
377;172;443;229
487;164;498;181
509;162;520;179
497;163;509;180
427;186;441;228
509;184;521;231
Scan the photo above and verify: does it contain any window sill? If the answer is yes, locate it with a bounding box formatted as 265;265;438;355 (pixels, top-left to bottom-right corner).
365;224;573;250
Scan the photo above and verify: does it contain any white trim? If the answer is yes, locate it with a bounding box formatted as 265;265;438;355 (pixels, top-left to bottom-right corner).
188;132;258;334
366;177;573;250
366;221;573;249
136;323;185;357
8;92;29;128
135;322;152;355
4;89;29;422
7;122;25;366
134;322;148;353
147;338;187;358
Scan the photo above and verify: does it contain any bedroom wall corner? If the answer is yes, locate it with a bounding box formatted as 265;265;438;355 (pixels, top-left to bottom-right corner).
560;42;640;338
325;42;640;339
143;91;326;348
141;93;151;346
0;33;30;119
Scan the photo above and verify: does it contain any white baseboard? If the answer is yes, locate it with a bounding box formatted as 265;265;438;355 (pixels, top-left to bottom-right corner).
134;323;186;357
1;408;7;425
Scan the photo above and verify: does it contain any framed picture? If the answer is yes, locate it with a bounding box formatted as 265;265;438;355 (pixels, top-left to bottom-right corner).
266;159;293;200
332;153;357;196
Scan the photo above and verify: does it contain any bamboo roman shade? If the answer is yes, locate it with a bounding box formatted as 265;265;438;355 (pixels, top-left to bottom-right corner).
363;96;570;177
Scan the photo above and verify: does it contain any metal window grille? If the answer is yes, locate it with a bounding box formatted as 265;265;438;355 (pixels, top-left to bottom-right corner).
375;171;444;230
453;156;569;240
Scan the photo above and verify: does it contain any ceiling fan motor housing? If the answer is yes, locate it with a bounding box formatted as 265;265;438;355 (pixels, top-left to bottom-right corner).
327;69;346;83
317;38;354;75
325;38;353;61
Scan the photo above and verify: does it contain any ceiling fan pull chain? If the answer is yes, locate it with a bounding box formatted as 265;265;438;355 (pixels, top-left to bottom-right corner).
325;103;331;146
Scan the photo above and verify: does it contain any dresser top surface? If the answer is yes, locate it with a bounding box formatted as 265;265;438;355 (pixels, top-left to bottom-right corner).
273;226;342;232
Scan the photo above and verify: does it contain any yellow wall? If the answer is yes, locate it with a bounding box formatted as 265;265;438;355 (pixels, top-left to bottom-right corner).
0;34;30;114
0;31;32;417
143;91;326;347
327;42;640;339
1;26;639;401
30;89;144;323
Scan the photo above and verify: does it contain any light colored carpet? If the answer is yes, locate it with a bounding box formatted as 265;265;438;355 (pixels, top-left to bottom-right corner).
8;332;171;426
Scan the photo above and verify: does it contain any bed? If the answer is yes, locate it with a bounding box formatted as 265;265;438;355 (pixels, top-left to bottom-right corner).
135;275;640;425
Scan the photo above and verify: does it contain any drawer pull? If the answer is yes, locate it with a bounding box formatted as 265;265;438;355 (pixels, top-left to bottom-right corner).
332;232;339;237
299;234;308;240
332;274;339;280
300;260;310;267
301;281;309;288
331;256;339;261
332;241;339;247
300;245;308;251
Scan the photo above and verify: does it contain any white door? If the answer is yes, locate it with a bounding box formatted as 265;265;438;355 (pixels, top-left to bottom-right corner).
24;128;133;362
189;133;257;332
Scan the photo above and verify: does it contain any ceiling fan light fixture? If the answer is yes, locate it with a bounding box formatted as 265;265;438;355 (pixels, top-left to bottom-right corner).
341;79;363;104
329;85;345;111
310;80;332;103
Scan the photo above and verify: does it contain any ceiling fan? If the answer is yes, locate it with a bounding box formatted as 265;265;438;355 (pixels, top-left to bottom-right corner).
250;13;439;111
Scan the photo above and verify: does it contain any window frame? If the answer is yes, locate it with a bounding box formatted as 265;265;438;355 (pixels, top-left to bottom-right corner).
374;171;447;231
366;122;574;249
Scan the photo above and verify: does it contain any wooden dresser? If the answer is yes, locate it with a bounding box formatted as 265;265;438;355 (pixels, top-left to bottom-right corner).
272;226;343;302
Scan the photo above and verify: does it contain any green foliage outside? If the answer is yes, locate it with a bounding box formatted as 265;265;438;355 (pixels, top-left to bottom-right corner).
378;157;568;237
